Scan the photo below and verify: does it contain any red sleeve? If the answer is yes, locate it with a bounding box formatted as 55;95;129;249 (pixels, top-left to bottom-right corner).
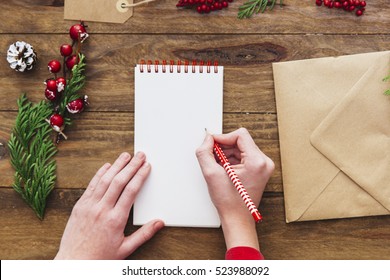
225;246;265;260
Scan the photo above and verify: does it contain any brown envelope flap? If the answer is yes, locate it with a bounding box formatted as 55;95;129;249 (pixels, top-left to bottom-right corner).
273;51;390;222
311;52;390;211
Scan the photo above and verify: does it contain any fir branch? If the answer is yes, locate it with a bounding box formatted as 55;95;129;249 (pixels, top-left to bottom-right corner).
384;74;390;95
58;53;87;118
238;0;282;19
8;94;57;220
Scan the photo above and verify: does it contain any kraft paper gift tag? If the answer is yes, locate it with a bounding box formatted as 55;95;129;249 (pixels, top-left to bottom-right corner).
64;0;133;24
273;51;390;223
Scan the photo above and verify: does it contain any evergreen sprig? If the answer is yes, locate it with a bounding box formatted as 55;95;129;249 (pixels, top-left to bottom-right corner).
384;74;390;96
58;53;87;125
238;0;282;19
8;94;57;220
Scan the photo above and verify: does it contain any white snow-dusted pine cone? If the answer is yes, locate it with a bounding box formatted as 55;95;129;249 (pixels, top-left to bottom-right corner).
7;41;37;72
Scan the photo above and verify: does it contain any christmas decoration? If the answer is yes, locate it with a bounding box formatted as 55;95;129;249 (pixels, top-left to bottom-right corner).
65;55;79;70
66;98;85;114
8;22;89;220
238;0;283;19
316;0;367;17
60;44;73;57
6;41;37;72
176;0;234;14
69;23;89;42
8;95;57;220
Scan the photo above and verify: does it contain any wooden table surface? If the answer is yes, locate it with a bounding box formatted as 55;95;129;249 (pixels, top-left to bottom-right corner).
0;0;389;260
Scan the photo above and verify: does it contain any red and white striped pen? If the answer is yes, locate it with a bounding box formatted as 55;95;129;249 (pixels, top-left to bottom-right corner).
213;141;263;223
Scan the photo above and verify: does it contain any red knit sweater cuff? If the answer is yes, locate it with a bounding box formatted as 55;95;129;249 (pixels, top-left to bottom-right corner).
225;246;265;260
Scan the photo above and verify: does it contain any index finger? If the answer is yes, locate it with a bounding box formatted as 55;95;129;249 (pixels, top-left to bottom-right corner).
213;128;259;154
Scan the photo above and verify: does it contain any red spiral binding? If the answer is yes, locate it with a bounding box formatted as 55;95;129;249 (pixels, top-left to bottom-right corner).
184;60;189;73
177;60;182;73
139;60;219;73
170;60;174;73
147;60;152;73
199;60;204;73
162;60;167;73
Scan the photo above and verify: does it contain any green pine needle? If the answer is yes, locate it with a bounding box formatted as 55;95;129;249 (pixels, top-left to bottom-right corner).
384;74;390;95
8;94;57;220
238;0;282;19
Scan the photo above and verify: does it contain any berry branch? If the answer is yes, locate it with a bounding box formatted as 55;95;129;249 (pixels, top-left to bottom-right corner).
315;0;367;17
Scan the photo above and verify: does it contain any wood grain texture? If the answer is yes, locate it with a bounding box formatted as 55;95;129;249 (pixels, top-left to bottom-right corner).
1;189;389;260
0;0;389;34
1;34;389;112
0;111;282;191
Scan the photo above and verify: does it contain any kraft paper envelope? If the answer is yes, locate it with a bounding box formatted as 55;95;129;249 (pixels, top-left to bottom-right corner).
273;51;390;223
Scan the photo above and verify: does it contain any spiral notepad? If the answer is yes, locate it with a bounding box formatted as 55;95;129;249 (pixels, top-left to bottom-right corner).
133;60;224;227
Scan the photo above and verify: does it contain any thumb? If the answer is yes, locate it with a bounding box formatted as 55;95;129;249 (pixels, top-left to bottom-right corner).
120;219;164;258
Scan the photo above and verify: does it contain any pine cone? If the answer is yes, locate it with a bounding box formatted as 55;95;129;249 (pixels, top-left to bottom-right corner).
7;41;37;72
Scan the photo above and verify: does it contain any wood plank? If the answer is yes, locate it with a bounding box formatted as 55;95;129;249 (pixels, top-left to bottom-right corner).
0;189;389;260
0;1;389;34
1;34;389;112
0;111;282;191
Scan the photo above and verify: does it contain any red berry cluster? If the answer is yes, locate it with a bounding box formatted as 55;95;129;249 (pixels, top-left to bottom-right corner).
176;0;233;14
315;0;367;16
45;22;89;142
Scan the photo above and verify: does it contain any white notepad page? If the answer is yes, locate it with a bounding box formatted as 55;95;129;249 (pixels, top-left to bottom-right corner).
134;63;223;227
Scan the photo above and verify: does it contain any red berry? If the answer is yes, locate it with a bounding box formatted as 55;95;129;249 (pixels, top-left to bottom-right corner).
356;9;363;16
66;98;84;114
45;79;57;91
343;0;349;7
334;1;341;8
56;77;66;92
60;44;73;57
197;5;202;13
328;1;333;8
349;5;355;11
69;23;87;41
316;0;323;6
66;55;79;70
360;1;366;7
45;88;58;101
49;114;64;129
222;1;228;8
48;60;61;73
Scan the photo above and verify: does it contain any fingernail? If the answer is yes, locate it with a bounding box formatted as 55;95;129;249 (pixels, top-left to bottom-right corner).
135;151;145;160
154;220;165;231
121;152;130;160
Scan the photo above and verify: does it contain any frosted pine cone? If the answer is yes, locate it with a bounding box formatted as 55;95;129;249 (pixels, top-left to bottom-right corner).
7;41;37;72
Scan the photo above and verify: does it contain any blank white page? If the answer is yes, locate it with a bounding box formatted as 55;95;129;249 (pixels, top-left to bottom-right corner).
133;63;223;227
